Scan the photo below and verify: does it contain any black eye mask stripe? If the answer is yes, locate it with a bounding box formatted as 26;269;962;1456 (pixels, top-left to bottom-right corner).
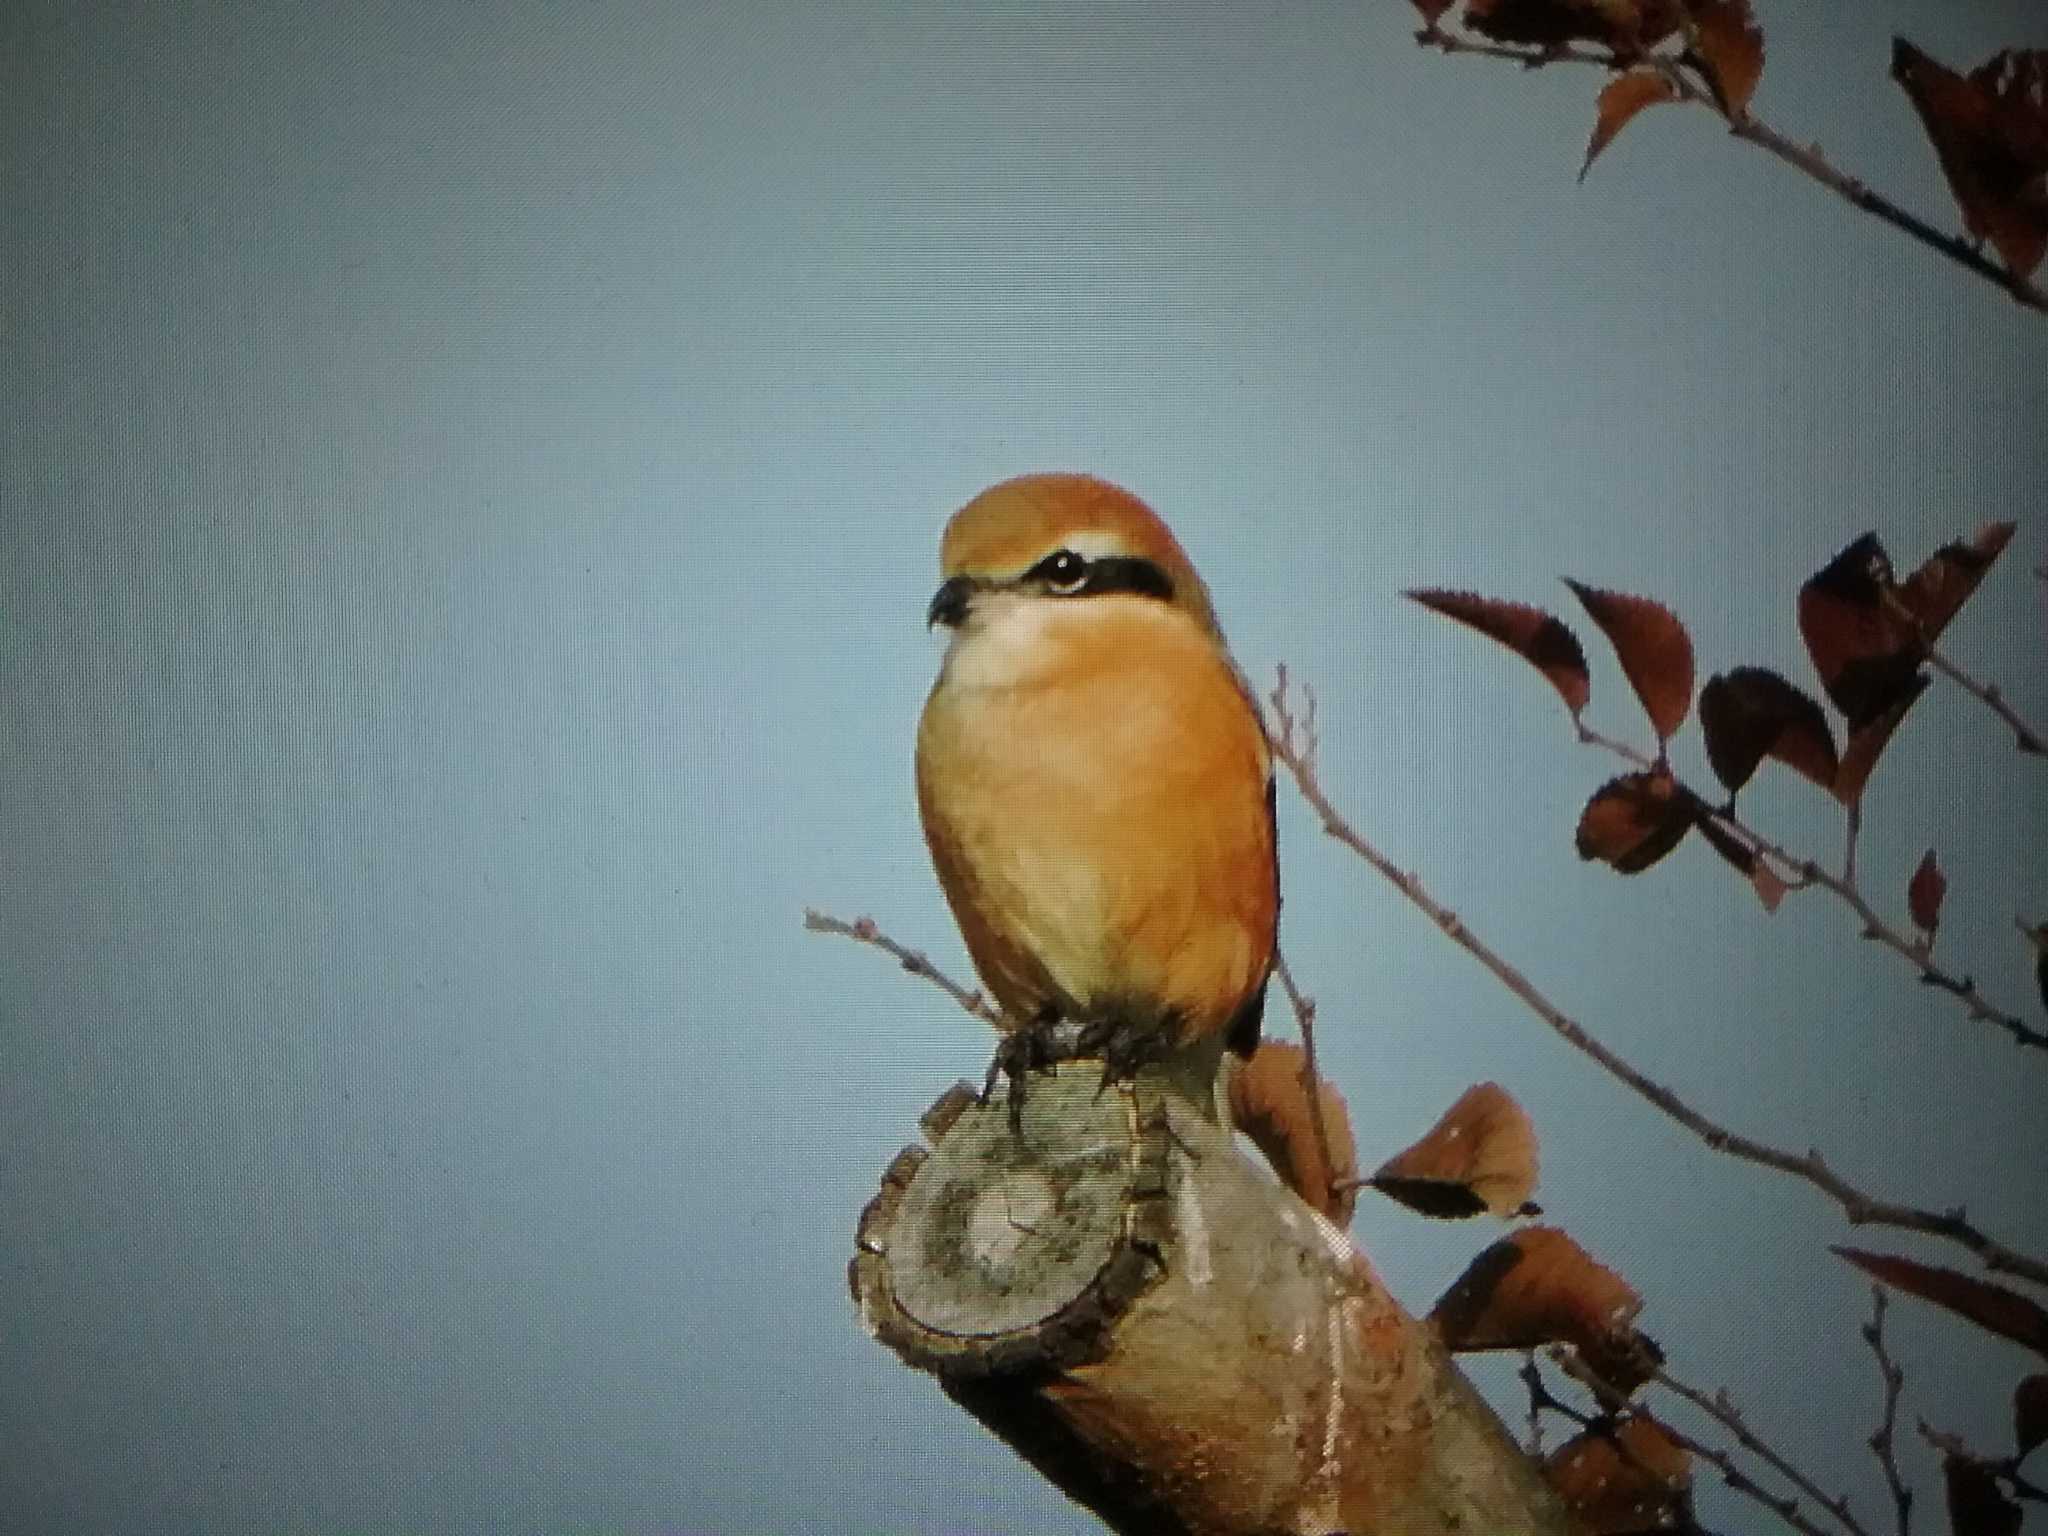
1068;556;1174;602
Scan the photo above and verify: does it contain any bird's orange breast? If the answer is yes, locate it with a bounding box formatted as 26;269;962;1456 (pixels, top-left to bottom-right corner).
916;596;1277;1043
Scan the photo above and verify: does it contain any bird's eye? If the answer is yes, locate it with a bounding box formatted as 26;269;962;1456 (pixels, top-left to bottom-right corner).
1035;549;1089;593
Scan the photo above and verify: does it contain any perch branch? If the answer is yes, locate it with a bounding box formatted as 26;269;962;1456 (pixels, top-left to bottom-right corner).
1268;668;2048;1287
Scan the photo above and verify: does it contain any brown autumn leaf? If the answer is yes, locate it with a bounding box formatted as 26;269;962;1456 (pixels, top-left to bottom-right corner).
1834;1246;2048;1358
1690;814;1789;913
1464;0;1680;51
1564;580;1696;740
1944;1456;2023;1536
1797;532;1925;728
1371;1082;1540;1220
1576;769;1698;873
1893;40;2048;281
1750;857;1790;914
1431;1225;1643;1359
1582;70;1678;180
1688;813;1789;910
1687;0;1764;115
1228;1040;1360;1225
1898;521;2018;642
1544;1416;1693;1535
2016;1374;2048;1458
1408;589;1592;719
1831;675;1929;808
1697;667;1840;795
1908;848;1947;936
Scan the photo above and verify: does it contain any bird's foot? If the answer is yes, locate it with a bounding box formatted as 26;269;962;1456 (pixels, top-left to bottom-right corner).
1073;1014;1178;1096
982;1009;1068;1134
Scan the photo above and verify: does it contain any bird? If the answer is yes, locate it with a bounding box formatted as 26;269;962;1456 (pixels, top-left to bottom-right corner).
914;472;1278;1116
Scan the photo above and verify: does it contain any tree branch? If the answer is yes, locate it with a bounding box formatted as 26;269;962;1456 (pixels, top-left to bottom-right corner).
1414;25;2048;315
1858;1288;1914;1536
1555;1351;1842;1536
1573;723;2047;1052
802;908;1002;1025
1922;643;2047;757
1268;668;2048;1286
1652;1367;1868;1536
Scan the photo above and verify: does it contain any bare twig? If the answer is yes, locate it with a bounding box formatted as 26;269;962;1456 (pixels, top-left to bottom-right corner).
1653;1367;1867;1536
802;908;1001;1025
1415;25;2048;314
1575;720;2046;1051
1268;668;2048;1286
1859;1289;1914;1536
1555;1351;1841;1536
1270;945;1340;1211
1721;815;2046;1053
1923;644;2048;757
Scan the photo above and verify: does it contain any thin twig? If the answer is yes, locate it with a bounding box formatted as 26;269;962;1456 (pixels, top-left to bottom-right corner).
1268;668;2048;1286
1923;645;2048;757
1556;1351;1840;1536
1415;26;2048;314
1271;945;1340;1212
1575;721;2046;1051
802;908;1002;1025
1653;1367;1868;1536
1859;1289;1914;1536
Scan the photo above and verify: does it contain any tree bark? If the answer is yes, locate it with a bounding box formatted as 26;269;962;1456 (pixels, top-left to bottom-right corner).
850;1062;1573;1536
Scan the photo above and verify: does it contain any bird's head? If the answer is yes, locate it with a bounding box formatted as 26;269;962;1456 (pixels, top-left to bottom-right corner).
926;473;1220;637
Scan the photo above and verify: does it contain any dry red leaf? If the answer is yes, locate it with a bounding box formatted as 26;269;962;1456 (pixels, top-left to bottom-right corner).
1750;858;1790;914
1228;1040;1360;1225
1544;1417;1693;1535
1797;532;1924;728
1430;1225;1643;1359
1371;1082;1540;1220
2016;1374;2048;1458
1408;589;1592;718
1688;0;1764;115
1893;40;2048;280
1582;70;1677;180
1898;521;2017;642
1576;770;1698;873
1564;580;1695;740
1908;848;1947;935
1697;667;1840;794
1831;676;1928;808
1944;1456;2024;1536
1834;1246;2048;1358
1464;0;1680;51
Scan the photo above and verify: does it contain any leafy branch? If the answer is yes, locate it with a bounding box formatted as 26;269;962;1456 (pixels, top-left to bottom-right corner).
1265;668;2048;1288
1407;1;2048;314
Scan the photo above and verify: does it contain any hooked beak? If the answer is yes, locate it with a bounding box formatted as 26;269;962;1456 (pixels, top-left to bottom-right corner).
927;575;974;629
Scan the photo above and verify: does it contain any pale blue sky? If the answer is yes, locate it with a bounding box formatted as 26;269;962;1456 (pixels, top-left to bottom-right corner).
4;2;2045;1532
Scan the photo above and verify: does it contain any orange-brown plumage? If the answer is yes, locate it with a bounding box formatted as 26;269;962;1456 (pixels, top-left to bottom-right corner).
916;474;1277;1071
